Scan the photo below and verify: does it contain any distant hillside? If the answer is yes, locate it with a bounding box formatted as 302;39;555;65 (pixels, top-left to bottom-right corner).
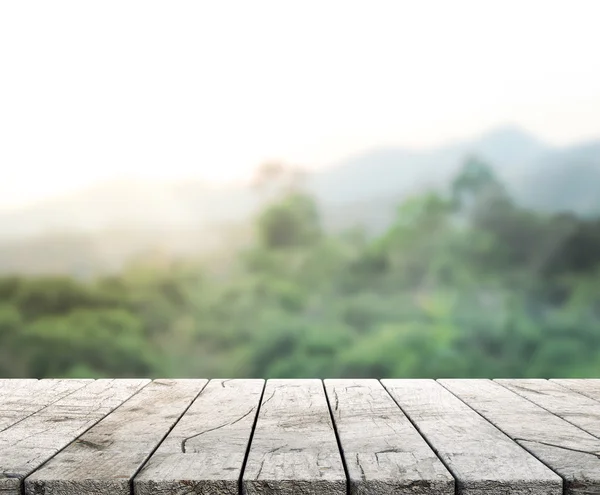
0;224;252;277
0;180;259;240
0;125;598;275
310;125;550;207
513;142;600;216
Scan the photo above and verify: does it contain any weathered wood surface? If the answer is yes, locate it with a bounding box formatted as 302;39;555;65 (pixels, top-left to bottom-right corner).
551;379;600;403
0;380;37;394
0;379;599;494
497;378;600;439
324;379;454;495
441;378;600;495
0;380;91;433
242;379;346;495
26;379;206;495
0;379;148;495
135;379;264;495
383;379;561;495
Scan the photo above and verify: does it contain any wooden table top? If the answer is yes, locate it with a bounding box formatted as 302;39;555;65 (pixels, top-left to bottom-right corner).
0;378;599;495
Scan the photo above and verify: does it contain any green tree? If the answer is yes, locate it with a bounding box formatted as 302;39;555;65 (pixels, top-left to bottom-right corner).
257;193;322;249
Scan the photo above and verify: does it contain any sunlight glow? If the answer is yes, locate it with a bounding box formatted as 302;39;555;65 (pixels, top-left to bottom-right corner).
1;0;599;208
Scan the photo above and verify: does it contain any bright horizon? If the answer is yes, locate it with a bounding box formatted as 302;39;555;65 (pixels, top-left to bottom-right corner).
1;0;600;210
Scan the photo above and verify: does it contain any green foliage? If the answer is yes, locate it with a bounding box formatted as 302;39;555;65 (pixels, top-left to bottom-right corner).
22;309;155;378
257;193;322;249
2;157;600;379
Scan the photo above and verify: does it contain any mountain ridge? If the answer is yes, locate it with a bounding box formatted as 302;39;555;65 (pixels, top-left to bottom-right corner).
1;125;598;275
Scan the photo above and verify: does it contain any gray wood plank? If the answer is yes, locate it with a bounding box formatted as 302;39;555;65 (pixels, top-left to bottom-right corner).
497;379;600;440
0;380;38;431
0;380;37;389
441;378;600;495
550;379;600;403
25;379;207;495
242;379;346;495
0;379;91;433
383;379;561;495
134;379;264;495
0;379;148;495
0;380;38;402
324;379;454;495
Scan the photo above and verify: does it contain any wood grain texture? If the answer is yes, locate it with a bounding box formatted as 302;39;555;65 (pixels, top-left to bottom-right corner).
383;379;561;495
550;379;600;403
0;380;91;433
25;379;207;495
0;380;37;389
0;379;148;495
242;379;346;495
134;379;264;495
324;379;454;495
497;378;600;440
3;378;600;495
441;378;600;495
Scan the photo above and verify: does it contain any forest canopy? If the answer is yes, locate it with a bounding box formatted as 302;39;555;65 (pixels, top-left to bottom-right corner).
2;157;600;379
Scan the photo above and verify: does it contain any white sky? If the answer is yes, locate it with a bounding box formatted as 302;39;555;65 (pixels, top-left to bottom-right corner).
1;0;599;209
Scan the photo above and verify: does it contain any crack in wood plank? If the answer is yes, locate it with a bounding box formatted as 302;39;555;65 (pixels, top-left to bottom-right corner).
180;407;255;453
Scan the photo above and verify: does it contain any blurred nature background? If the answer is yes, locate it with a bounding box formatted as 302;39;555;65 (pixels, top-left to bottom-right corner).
1;1;600;378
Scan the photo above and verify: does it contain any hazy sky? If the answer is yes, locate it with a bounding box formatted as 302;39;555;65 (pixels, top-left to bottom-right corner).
1;0;599;209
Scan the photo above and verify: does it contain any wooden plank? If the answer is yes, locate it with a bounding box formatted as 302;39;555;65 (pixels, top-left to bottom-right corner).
0;379;91;433
242;379;346;495
134;379;264;495
550;379;600;403
25;379;207;495
0;380;38;431
497;378;600;439
441;379;600;495
324;379;454;495
0;379;148;495
382;379;561;495
0;380;37;389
